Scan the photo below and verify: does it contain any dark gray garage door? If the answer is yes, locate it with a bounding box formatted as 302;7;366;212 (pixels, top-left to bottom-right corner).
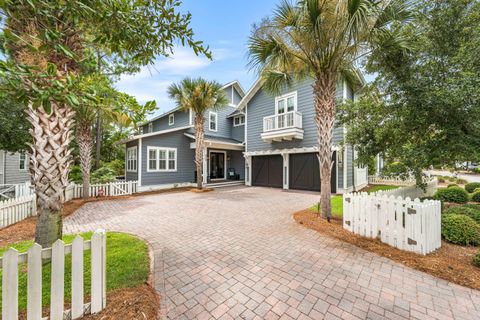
252;155;283;188
289;152;336;193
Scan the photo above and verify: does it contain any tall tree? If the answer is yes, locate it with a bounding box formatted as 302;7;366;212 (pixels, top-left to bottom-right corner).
339;0;480;182
168;78;229;189
0;0;210;247
247;0;415;219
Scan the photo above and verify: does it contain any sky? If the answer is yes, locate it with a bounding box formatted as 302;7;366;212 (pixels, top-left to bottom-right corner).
115;0;280;118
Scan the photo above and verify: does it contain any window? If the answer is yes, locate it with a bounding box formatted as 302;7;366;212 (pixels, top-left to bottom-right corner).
19;152;27;170
126;147;137;172
148;123;153;133
169;113;175;126
233;115;245;127
275;91;297;114
147;147;177;172
209;112;218;131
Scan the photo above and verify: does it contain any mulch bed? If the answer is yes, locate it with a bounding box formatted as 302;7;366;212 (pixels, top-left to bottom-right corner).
190;188;214;193
294;209;480;290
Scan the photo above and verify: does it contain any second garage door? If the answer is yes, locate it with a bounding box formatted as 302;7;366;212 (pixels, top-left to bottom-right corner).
252;155;283;188
289;152;336;193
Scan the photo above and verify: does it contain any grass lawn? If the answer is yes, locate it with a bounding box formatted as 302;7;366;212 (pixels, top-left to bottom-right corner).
0;232;149;312
310;195;344;218
367;185;399;193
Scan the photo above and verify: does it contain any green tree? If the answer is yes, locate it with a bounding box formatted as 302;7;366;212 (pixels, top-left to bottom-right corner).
168;78;229;189
339;0;480;183
247;0;415;219
0;91;31;152
0;0;210;247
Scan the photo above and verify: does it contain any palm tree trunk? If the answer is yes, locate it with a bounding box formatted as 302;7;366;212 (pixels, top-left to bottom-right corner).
314;74;337;220
194;114;205;189
94;112;102;170
76;122;92;199
27;103;75;247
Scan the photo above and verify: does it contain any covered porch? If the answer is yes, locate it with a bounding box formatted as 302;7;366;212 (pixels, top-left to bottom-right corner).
185;133;245;186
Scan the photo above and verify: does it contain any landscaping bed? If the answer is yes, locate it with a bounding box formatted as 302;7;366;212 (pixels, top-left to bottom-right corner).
294;210;480;290
360;184;400;194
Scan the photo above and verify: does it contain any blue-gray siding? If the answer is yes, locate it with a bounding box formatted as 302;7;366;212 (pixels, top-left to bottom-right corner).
346;145;354;188
246;78;345;152
141;130;195;186
232;87;242;105
226;150;245;180
0;151;31;184
203;105;237;139
125;140;139;181
231;124;245;142
142;109;191;134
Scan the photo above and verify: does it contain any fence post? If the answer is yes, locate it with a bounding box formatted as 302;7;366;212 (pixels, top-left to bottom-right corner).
27;244;42;320
71;236;85;319
2;248;19;320
50;240;65;320
91;229;107;313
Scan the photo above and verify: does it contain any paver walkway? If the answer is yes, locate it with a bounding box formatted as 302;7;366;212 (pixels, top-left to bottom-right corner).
64;186;480;320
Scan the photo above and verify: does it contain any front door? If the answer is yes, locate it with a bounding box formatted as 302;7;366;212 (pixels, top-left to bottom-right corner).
210;152;225;180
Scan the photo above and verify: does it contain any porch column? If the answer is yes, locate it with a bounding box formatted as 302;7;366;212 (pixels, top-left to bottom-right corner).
202;147;208;185
138;138;142;187
282;153;289;190
245;155;252;186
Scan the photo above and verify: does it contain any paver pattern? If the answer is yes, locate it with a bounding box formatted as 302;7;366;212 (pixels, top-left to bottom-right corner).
64;186;480;320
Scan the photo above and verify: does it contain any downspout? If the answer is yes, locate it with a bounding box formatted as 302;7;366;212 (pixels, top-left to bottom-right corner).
352;147;356;192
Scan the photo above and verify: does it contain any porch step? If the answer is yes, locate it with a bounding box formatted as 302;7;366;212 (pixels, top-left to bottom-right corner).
206;180;245;188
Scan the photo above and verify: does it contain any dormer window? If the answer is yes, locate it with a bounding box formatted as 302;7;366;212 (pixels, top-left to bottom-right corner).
169;113;175;126
233;115;245;127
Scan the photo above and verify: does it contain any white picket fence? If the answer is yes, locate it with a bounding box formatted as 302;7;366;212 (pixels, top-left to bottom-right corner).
374;179;438;199
65;180;138;201
343;193;442;255
1;230;107;320
0;195;37;229
368;175;435;187
0;182;34;201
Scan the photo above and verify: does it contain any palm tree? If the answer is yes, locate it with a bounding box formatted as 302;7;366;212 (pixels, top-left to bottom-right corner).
168;78;229;189
248;0;415;219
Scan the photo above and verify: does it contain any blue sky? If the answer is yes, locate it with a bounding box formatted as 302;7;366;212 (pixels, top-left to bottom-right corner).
116;0;280;118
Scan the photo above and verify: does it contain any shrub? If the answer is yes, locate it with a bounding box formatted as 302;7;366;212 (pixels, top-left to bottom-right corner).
447;183;458;188
473;168;480;174
466;183;480;193
465;203;480;211
434;187;469;203
471;191;480;203
457;179;468;185
441;214;480;245
444;206;480;224
105;159;125;176
474;250;480;267
91;166;116;184
68;165;82;183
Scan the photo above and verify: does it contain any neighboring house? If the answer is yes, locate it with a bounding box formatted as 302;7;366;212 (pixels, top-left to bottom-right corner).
123;75;369;193
235;73;368;194
0;150;31;185
124;81;246;191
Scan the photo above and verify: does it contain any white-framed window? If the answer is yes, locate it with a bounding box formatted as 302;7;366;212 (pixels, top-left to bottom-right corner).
126;146;138;172
209;112;218;132
19;152;27;171
275;91;297;114
148;123;153;133
169;113;175;126
147;147;177;172
233;115;245;127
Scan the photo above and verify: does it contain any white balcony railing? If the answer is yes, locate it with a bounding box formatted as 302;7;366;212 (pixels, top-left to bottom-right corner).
263;111;302;132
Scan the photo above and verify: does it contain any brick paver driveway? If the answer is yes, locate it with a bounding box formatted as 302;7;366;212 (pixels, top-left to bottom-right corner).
64;186;480;320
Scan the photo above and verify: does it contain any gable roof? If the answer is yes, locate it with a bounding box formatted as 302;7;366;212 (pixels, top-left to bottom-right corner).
221;80;246;98
236;69;366;111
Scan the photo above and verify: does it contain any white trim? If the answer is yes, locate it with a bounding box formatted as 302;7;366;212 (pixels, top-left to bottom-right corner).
126;146;138;173
233;115;245;127
208;149;227;181
237;77;264;110
138;139;142;187
282;153;289;190
244;145;340;157
221;80;246;97
168;113;175;126
148;123;153;133
208;111;218;132
275;91;297;114
18;152;27;171
189;109;193;125
343;79;348;190
146;146;177;172
121;125;194;143
183;133;244;148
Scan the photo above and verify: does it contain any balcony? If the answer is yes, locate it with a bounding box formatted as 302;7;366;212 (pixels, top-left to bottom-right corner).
261;111;304;142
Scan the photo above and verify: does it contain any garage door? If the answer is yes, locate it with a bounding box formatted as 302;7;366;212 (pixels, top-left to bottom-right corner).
289;152;336;193
252;155;283;188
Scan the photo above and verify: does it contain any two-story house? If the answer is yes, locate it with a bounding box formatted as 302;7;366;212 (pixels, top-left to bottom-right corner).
124;81;247;191
0;150;30;185
124;75;368;193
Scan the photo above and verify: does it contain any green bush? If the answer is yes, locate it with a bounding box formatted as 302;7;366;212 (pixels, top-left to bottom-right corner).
473;168;480;174
434;187;469;203
68;165;82;183
465;183;480;193
471;191;480;203
441;214;480;245
465;203;480;211
457;178;468;185
474;250;480;267
444;206;480;224
91;166;116;184
447;183;459;188
105;159;125;176
381;162;409;178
